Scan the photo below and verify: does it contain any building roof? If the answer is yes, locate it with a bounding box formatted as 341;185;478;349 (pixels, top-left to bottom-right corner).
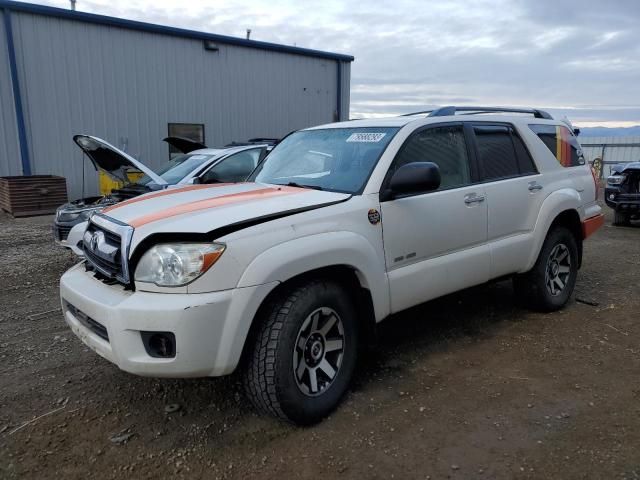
0;0;354;62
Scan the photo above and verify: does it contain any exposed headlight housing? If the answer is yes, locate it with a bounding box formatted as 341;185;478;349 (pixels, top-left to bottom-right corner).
56;207;100;223
134;243;226;287
607;174;626;185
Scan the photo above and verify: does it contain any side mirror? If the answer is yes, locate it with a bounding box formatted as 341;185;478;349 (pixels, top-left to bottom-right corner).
187;177;201;185
387;162;441;198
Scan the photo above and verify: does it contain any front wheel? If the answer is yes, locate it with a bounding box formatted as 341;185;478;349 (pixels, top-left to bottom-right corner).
513;226;579;312
243;279;358;424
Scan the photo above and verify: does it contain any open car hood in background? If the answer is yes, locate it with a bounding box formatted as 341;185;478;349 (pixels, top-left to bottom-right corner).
73;135;167;186
163;136;207;153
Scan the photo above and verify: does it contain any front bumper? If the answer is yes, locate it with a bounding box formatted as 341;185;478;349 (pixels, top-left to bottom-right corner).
604;187;640;212
60;263;277;377
53;219;82;245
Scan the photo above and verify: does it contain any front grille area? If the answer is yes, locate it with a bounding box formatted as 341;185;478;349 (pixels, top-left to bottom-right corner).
83;218;130;285
54;224;72;241
66;302;109;341
617;194;640;202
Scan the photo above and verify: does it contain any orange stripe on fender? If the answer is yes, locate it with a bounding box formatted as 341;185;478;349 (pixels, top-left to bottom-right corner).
102;183;233;213
129;186;303;228
582;213;604;239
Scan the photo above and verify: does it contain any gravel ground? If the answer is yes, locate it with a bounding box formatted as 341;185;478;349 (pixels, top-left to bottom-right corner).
0;207;638;479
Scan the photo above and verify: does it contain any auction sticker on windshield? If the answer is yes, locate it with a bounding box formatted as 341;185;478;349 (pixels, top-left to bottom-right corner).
346;132;387;143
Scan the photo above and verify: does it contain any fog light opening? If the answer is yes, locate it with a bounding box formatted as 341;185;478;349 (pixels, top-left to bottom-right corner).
141;332;176;358
609;193;616;200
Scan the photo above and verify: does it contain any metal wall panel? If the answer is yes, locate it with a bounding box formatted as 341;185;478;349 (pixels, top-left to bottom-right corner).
581;136;640;177
0;10;22;177
9;11;351;199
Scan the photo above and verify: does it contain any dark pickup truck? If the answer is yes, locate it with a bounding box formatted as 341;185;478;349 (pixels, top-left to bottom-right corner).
605;162;640;225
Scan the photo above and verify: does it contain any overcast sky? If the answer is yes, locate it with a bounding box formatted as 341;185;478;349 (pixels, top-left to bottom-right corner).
33;0;640;127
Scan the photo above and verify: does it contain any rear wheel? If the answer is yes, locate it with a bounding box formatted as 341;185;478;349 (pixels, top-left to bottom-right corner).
513;226;579;312
243;279;358;424
614;211;630;226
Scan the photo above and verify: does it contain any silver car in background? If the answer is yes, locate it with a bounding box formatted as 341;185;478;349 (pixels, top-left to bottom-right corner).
54;135;274;255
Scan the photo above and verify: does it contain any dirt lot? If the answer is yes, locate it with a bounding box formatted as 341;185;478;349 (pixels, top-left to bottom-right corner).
0;208;638;480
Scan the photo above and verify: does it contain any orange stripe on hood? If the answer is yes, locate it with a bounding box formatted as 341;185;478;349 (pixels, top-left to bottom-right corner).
102;183;233;213
129;186;303;228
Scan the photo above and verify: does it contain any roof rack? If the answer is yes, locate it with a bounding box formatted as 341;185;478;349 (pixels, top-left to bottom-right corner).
400;110;434;117
425;106;553;120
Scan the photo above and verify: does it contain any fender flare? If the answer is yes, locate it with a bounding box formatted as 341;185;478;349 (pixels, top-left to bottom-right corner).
237;230;390;321
523;188;582;271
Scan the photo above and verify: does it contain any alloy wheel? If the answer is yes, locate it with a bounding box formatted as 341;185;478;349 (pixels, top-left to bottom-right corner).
293;307;345;397
545;243;571;296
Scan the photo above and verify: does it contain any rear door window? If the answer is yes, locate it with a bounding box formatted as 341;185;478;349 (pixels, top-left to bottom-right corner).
529;124;585;167
473;125;520;180
512;132;538;175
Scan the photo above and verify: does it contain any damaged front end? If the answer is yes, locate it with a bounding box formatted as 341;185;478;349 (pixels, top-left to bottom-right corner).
53;196;118;244
605;162;640;225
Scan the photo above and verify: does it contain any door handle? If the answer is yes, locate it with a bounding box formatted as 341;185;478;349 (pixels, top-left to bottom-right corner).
464;193;485;205
528;182;543;192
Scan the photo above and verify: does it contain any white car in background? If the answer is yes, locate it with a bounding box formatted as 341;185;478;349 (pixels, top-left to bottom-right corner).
60;106;603;424
54;135;273;255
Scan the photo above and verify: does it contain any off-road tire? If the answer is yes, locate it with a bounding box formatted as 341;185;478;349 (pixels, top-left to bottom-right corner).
513;226;579;312
614;211;630;226
243;279;358;424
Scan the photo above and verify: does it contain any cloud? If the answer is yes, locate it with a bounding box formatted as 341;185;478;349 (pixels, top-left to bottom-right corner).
33;0;640;126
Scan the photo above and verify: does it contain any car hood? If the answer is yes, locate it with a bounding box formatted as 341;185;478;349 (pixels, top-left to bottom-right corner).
611;162;640;175
73;135;166;186
100;182;351;242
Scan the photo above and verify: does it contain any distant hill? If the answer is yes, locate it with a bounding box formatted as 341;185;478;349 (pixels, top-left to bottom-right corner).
578;126;640;137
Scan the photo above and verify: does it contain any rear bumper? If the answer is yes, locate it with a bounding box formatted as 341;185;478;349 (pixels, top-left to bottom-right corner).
582;213;604;239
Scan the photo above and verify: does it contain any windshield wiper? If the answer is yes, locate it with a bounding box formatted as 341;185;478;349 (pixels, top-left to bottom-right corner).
277;182;324;191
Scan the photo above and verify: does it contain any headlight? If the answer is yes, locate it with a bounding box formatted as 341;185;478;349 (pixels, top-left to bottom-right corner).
607;174;626;185
56;207;100;222
134;243;226;287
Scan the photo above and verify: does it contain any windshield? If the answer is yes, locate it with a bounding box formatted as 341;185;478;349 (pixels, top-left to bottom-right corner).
250;127;399;193
138;153;216;185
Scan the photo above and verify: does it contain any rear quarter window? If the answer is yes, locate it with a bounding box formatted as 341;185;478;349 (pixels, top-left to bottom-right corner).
529;124;585;167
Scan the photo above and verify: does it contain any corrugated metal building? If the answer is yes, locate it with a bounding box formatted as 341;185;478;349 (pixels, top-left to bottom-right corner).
0;0;353;198
580;136;640;179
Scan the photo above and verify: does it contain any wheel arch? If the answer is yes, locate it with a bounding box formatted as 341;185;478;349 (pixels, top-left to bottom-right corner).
238;264;378;371
524;189;584;271
549;209;583;267
233;231;388;372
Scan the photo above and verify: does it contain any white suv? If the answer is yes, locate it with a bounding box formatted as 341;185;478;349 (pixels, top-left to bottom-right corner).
60;106;603;424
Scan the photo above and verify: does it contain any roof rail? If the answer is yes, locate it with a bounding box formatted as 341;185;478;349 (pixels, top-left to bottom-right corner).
400;110;434;117
426;106;553;120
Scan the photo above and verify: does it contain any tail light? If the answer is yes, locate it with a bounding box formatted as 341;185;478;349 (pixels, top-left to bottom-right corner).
590;166;599;200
